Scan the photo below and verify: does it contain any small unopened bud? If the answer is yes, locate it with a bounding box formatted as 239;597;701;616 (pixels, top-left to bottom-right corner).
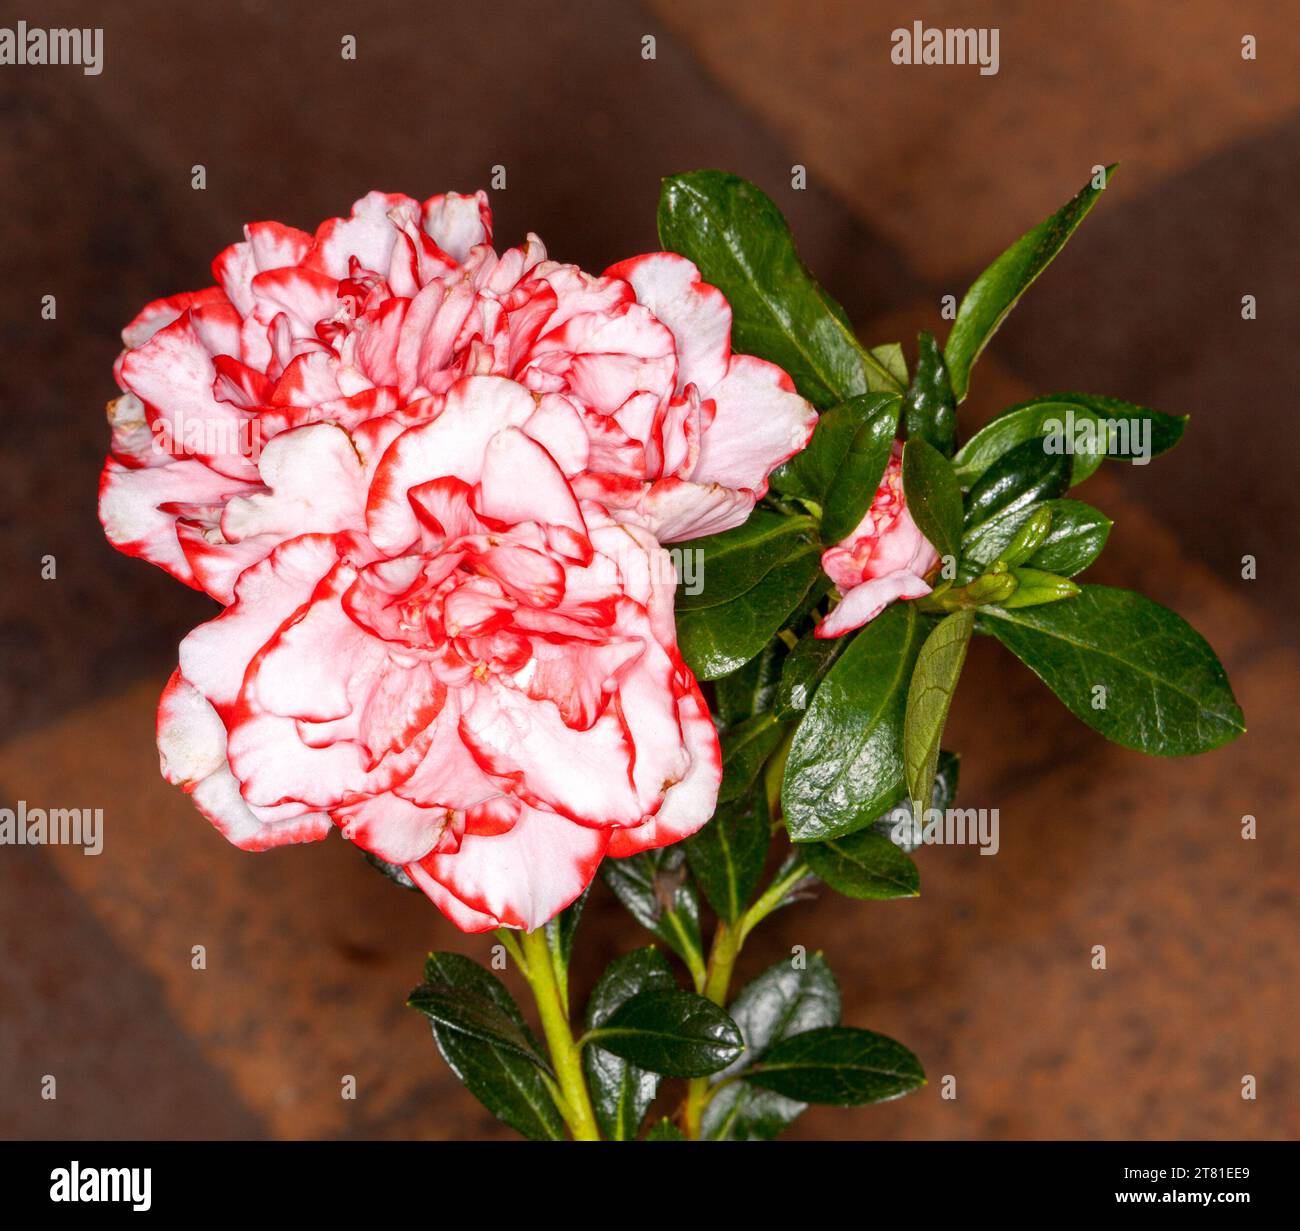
998;506;1054;568
1002;567;1080;608
965;572;1019;605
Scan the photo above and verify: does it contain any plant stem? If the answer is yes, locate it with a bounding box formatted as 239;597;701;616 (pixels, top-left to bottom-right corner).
682;919;743;1139
738;860;809;946
519;927;600;1141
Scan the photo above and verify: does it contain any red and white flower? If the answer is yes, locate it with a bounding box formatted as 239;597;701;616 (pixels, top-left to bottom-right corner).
156;376;721;932
99;190;816;604
816;444;940;638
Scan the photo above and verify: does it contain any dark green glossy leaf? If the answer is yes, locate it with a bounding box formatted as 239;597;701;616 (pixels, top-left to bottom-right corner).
601;846;704;971
677;540;821;680
902;437;963;564
904;610;974;817
713;640;784;727
592;989;744;1078
962;497;1111;578
952;392;1188;487
582;947;676;1141
962;438;1071;540
703;953;841;1140
717;712;787;804
676;512;816;611
412;953;563;1140
804;828;919;900
772;393;900;544
945;165;1117;401
782;603;927;841
645;1118;686;1140
745;1026;925;1105
981;585;1245;755
409;974;549;1071
685;791;770;924
658;171;902;406
902;331;956;455
774;631;848;721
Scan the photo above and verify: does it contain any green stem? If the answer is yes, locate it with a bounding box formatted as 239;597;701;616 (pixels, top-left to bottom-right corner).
738;861;809;946
519;927;600;1141
682;919;743;1139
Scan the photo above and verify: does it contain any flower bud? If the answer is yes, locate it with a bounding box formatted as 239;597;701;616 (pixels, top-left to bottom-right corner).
998;506;1054;568
1001;567;1080;608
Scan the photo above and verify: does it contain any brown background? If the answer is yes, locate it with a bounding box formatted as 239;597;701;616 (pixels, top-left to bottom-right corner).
1;0;1296;1140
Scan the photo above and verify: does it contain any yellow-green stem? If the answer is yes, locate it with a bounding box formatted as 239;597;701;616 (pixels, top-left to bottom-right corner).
519;927;600;1141
682;919;743;1139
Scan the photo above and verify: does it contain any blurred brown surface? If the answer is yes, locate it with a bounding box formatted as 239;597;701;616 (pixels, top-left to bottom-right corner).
1;0;1296;1140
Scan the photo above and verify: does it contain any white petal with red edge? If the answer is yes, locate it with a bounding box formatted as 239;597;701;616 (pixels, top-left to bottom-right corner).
410;804;608;932
693;354;817;493
606;253;732;394
815;571;932;638
221;424;367;543
157;670;228;789
178;534;340;712
422;191;492;263
460;684;642;827
366;376;536;552
607;685;721;856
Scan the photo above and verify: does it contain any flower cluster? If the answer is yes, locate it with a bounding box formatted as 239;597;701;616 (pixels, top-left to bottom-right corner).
101;190;816;931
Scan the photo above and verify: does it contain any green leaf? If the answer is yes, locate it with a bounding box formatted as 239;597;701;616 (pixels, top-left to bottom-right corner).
601;846;705;972
657;171;902;406
676;512;817;612
591;989;744;1078
902;437;963;564
774;632;848;721
772;393;900;541
904;611;974;817
902;331;956;455
677;540;821;680
713;640;785;727
782;603;927;841
981;585;1245;755
952;393;1188;487
409;976;550;1071
803;828;920;900
962;497;1111;578
703;953;842;1141
745;1026;925;1105
962;437;1071;540
870;342;909;388
685;791;770;924
717;712;787;804
411;953;563;1140
645;1118;686;1140
820;398;901;545
945;164;1117;402
582;947;676;1141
